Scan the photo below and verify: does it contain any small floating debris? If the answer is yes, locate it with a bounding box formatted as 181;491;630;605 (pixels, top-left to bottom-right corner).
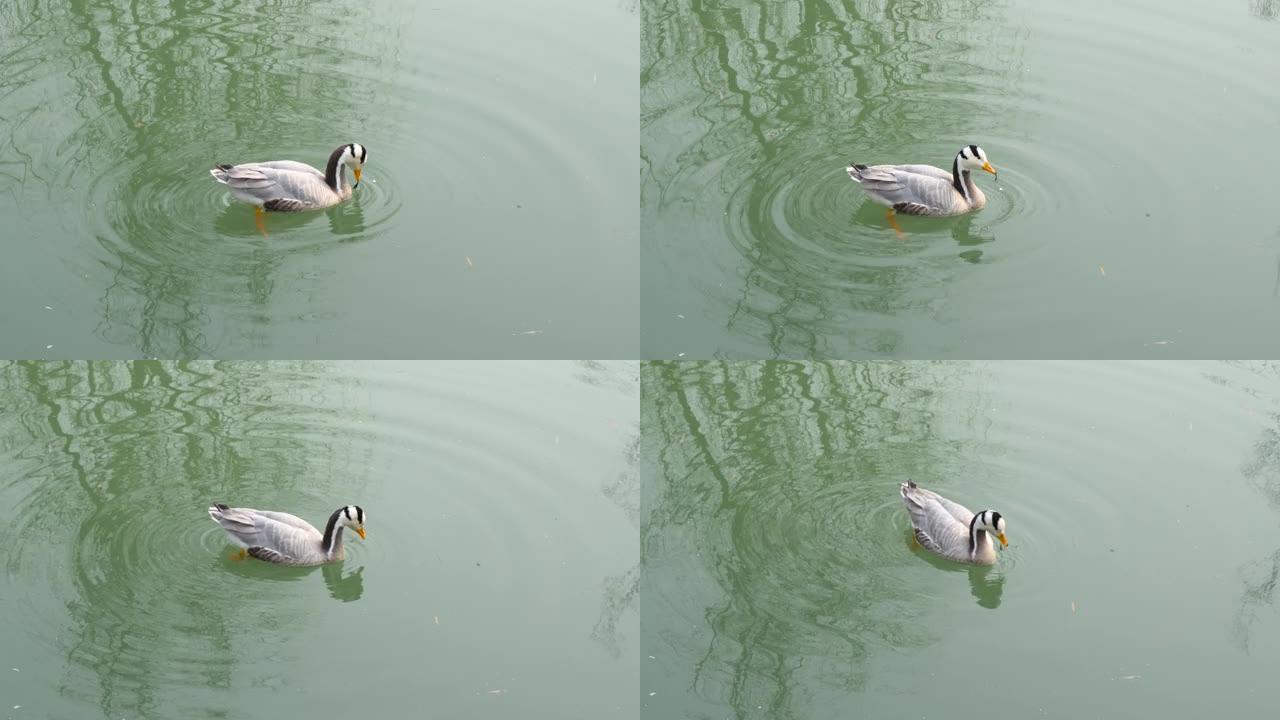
433;615;440;625
45;344;53;350
1118;674;1140;681
676;314;685;319
1071;600;1077;614
1099;265;1106;277
43;306;52;311
465;256;474;268
1146;340;1173;346
511;329;543;336
485;689;507;695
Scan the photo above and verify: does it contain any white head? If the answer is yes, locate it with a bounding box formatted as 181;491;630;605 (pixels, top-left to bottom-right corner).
343;143;368;185
971;509;1008;548
955;144;997;177
328;143;368;188
340;504;367;540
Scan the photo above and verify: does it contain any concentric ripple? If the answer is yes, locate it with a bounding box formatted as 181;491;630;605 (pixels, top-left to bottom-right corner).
0;360;638;718
1;0;637;358
642;0;1280;358
642;361;1280;717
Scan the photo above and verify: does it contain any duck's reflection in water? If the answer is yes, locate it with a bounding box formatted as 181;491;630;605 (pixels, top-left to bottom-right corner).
217;554;365;602
906;531;1006;609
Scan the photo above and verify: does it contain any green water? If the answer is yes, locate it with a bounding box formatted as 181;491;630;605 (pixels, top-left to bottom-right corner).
0;0;638;359
641;361;1280;718
641;0;1280;359
0;360;639;719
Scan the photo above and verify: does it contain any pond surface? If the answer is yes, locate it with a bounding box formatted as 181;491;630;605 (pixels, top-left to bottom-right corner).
642;360;1280;718
641;0;1280;358
0;360;638;719
0;0;637;358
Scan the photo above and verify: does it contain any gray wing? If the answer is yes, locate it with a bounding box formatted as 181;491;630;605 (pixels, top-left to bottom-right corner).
251;509;319;533
847;164;966;216
899;482;973;561
930;494;976;526
892;164;953;181
252;160;323;177
209;163;335;209
248;546;309;565
208;504;325;564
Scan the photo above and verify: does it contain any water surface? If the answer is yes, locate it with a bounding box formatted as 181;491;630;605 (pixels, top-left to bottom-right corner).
0;0;638;358
0;360;639;719
642;361;1280;718
641;0;1280;358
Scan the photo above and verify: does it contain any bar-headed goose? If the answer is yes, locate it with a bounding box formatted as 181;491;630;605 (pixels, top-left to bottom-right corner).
210;143;368;235
846;145;997;236
899;481;1007;566
208;503;367;566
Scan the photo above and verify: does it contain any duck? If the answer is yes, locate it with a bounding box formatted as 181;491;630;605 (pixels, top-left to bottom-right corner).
208;503;366;566
210;143;368;235
846;145;997;236
899;480;1007;565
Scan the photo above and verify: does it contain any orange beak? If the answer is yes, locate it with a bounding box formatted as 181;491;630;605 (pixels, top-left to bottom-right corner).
981;161;997;176
353;166;363;186
356;527;366;540
997;532;1008;548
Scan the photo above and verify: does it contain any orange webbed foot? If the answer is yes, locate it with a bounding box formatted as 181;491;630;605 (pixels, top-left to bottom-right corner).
886;208;906;240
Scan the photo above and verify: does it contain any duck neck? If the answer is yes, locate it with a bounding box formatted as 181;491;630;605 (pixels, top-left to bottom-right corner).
324;147;348;193
951;157;971;204
968;515;989;558
321;508;347;557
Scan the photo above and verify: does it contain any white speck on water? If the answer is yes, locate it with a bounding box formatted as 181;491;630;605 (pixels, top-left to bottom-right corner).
677;353;686;358
648;655;656;660
676;314;684;319
43;306;52;310
45;345;53;349
648;692;656;697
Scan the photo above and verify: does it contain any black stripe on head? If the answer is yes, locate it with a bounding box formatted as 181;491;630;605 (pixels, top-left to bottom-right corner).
969;144;980;158
343;506;352;521
360;145;368;163
990;511;1002;529
959;147;969;159
356;505;364;524
348;143;356;158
